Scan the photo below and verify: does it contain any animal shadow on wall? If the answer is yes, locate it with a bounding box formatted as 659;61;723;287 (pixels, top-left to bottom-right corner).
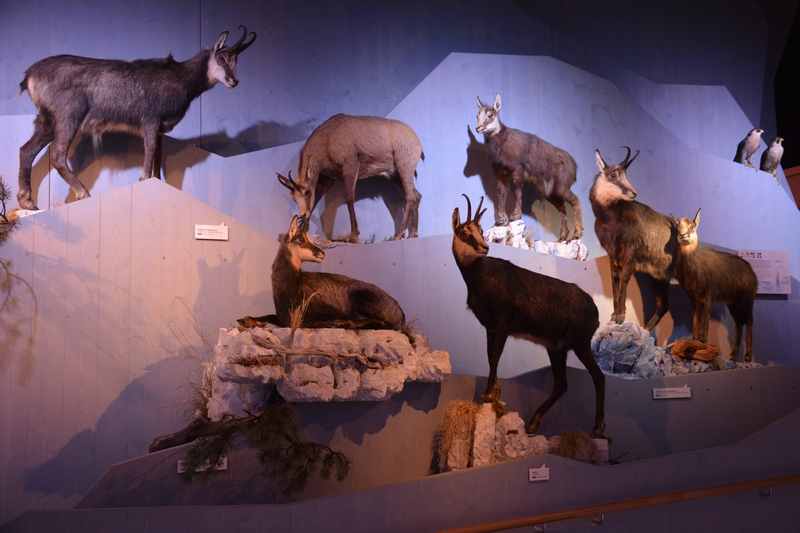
318;177;406;241
200;119;317;157
463;126;563;239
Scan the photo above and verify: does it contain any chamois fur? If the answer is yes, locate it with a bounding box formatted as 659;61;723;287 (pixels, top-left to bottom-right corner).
590;148;677;329
451;195;605;437
17;26;256;210
674;210;757;361
272;215;407;331
474;94;582;241
277;114;424;242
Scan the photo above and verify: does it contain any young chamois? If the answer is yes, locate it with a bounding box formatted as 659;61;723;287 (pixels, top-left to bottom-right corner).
590;148;678;329
277;114;424;243
674;210;757;361
451;195;605;437
272;215;408;332
18;26;256;210
475;94;583;241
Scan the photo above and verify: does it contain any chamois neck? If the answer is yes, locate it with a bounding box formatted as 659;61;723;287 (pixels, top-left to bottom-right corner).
452;238;485;270
182;49;215;98
483;120;505;140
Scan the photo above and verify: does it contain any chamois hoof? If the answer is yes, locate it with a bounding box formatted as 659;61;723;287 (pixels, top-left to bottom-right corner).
525;416;542;435
611;314;625;325
16;192;38;211
74;190;90;201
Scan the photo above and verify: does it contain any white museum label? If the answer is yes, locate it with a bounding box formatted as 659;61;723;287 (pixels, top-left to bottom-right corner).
177;455;228;474
738;250;791;295
194;223;229;241
528;464;550;482
652;385;692;400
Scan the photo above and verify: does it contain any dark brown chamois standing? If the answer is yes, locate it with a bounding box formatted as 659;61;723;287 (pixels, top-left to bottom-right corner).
451;195;605;437
18;26;256;210
277;114;424;243
272;215;407;331
474;94;583;241
590;148;678;329
674;209;757;361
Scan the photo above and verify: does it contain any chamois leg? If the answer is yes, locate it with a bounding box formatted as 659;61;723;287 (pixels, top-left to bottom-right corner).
744;316;754;362
151;132;163;180
564;190;583;240
645;280;671;331
343;161;360;243
551;197;569;242
612;261;634;324
731;318;743;362
18;112;54;210
574;341;606;438
50;113;90;201
509;176;523;222
494;175;509;226
482;329;508;403
527;348;567;434
395;168;420;239
140;124;159;181
691;299;710;342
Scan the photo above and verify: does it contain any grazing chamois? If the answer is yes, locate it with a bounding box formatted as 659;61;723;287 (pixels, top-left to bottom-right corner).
18;26;256;210
474;94;583;241
674;209;757;361
451;195;605;437
277;114;424;243
590;148;678;329
272;215;408;332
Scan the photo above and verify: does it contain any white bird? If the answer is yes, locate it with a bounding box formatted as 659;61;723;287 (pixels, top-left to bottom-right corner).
734;128;764;167
760;137;784;177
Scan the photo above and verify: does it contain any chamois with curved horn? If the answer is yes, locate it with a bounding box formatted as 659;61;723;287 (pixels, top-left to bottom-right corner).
18;26;256;209
590;147;678;328
452;194;605;437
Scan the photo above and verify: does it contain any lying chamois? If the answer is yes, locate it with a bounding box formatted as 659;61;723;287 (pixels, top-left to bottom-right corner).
590;148;678;328
277;114;424;243
475;94;583;241
452;195;605;437
675;210;757;361
18;26;256;210
272;215;407;331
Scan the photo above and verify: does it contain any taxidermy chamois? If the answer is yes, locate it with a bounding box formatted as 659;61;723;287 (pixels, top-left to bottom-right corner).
277;114;424;243
674;210;757;361
451;195;605;437
17;26;257;210
272;215;408;332
474;94;583;241
590;148;678;329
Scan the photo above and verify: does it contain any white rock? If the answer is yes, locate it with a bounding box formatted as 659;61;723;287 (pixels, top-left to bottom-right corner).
333;367;360;400
357;367;406;400
414;350;452;383
289;328;361;353
528;435;549;456
359;330;412;365
207;381;266;421
472;403;497;467
446;435;472;471
495;412;531;461
277;364;335;402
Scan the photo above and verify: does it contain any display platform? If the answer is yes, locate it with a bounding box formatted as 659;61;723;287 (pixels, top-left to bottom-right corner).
68;366;800;509
4;400;800;533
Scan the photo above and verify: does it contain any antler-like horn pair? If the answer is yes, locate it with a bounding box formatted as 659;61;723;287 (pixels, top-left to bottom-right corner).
230;25;257;53
620;145;640;169
461;194;486;222
277;170;297;190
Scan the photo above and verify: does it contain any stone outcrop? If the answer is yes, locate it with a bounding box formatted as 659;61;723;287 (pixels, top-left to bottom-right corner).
483;219;589;261
205;325;451;421
439;402;607;471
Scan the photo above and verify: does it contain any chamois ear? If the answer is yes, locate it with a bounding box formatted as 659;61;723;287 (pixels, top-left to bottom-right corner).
493;93;502;111
595;149;607;171
692;208;701;228
452;207;461;231
213;31;229;52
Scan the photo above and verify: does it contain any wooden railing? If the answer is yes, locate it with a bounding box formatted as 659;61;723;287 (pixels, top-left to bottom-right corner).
437;474;800;533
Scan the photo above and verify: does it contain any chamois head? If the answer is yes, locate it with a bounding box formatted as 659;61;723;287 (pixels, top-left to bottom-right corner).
675;208;701;251
475;94;502;136
207;26;257;88
277;170;314;217
284;215;325;265
592;147;640;205
452;194;490;257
